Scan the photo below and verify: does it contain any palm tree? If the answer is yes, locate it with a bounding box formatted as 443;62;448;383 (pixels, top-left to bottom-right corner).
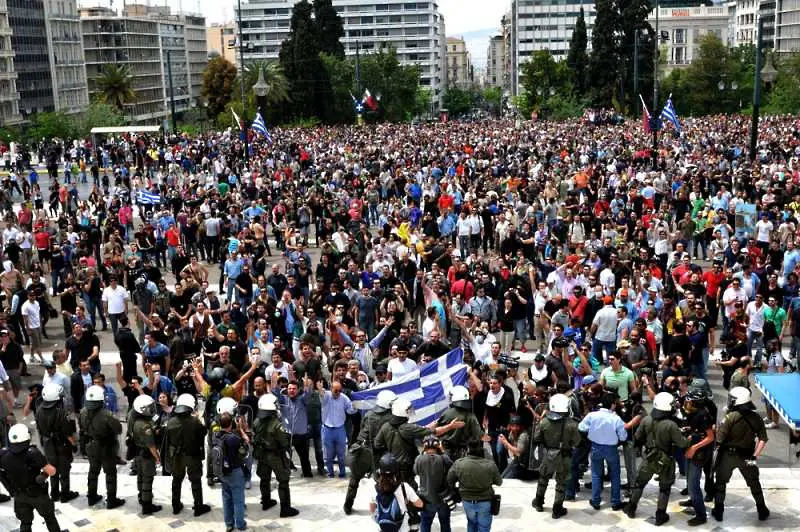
244;61;291;108
95;64;135;111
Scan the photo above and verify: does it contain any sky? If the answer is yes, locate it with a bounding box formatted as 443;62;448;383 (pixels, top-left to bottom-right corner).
80;0;504;69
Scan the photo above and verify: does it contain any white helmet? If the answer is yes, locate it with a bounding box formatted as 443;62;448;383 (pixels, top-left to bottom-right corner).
728;386;752;407
8;423;31;444
175;394;196;414
653;392;676;412
375;390;397;411
549;394;570;415
257;394;278;416
86;385;105;403
216;397;238;416
450;385;470;403
133;395;156;416
391;397;413;418
42;383;64;403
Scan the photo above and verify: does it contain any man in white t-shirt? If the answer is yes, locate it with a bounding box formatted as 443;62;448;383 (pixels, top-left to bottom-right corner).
755;213;773;249
387;347;417;381
21;290;45;364
746;294;767;365
101;276;128;336
263;351;290;381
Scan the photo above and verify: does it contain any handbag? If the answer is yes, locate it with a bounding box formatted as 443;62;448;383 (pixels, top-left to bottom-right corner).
490;493;501;516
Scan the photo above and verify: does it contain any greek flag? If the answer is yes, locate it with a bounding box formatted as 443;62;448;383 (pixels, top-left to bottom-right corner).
351;348;467;426
251;112;272;144
136;190;161;205
660;98;681;133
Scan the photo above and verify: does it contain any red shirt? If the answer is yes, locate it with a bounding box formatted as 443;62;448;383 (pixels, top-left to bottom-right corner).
166;227;180;247
450;279;474;301
702;270;725;298
34;231;50;250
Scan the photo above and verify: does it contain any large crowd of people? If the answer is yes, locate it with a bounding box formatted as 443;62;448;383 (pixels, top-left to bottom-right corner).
0;111;799;531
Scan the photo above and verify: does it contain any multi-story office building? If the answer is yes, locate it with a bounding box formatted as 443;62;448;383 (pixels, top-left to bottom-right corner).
648;5;729;70
44;0;89;114
8;0;54;117
446;36;472;89
776;0;800;52
80;4;205;123
0;0;21;125
235;0;448;108
486;14;512;92
730;0;782;47
510;0;597;96
207;22;239;65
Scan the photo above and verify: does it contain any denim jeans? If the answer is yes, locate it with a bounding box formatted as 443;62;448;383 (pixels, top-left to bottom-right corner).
308;422;325;473
420;501;452;532
591;443;621;506
747;330;765;366
221;467;246;529
322;425;347;477
592;340;616;366
83;295;106;330
461;500;492;532
687;460;706;519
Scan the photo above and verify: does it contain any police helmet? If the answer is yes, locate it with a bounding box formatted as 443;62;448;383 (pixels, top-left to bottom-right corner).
391;397;413;419
377;453;398;476
374;390;397;412
8;424;30;444
206;367;228;389
41;383;64;405
257;394;278;418
728;386;753;409
449;385;472;409
133;395;156;416
216;397;238;416
549;393;570;415
175;393;196;414
653;392;676;412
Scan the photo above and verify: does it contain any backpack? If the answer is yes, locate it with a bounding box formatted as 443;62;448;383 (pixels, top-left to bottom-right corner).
211;431;232;478
374;487;405;532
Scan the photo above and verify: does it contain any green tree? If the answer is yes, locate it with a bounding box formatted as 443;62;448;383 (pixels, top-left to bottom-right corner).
94;64;135;111
313;0;345;59
588;0;619;106
280;0;334;122
764;52;800;114
27;112;73;141
241;60;291;122
202;56;238;119
681;33;740;115
70;102;125;137
566;7;589;97
482;86;503;116
442;87;473;117
415;88;433;118
520;50;570;108
619;0;654;112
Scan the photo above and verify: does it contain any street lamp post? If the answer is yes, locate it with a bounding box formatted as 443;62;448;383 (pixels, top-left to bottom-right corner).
652;0;660;168
253;66;270;118
749;17;764;162
237;0;248;162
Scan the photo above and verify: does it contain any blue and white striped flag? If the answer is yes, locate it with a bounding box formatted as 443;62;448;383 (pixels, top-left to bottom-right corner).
251;112;273;144
351;348;467;426
659;98;681;134
136;189;161;205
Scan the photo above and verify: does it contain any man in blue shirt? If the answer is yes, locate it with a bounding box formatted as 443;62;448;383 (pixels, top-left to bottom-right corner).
317;379;355;478
223;251;244;305
578;392;628;510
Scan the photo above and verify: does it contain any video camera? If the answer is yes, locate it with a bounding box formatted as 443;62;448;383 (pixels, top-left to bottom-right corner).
497;353;520;369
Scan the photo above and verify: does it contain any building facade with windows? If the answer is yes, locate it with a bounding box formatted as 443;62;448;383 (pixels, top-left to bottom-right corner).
207;22;238;65
236;0;447;108
446;36;472;89
8;0;54;117
510;0;596;96
0;0;21;125
44;0;89;114
80;4;205;123
775;0;800;52
648;5;729;70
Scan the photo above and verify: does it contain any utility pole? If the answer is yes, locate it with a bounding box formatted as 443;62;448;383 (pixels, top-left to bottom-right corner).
749;17;764;162
634;31;639;116
237;0;248;161
166;50;177;134
652;0;660;168
355;39;361;95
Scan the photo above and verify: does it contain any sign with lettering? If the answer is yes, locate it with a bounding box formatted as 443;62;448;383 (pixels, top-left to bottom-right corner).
672;9;690;16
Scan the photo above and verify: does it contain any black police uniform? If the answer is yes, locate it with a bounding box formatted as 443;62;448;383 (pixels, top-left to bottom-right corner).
344;406;392;513
166;409;209;515
712;405;770;521
80;402;124;507
35;400;77;501
0;442;61;532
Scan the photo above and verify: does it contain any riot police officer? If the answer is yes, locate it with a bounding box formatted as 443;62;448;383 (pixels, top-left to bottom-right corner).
625;392;690;525
128;394;162;514
374;397;465;490
435;385;482;461
80;384;125;509
252;393;299;517
0;424;62;532
34;383;78;503
712;386;770;522
679;379;716;526
344;389;396;515
166;394;211;517
531;393;581;519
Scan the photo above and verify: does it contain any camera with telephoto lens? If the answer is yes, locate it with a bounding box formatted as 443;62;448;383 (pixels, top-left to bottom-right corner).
640;367;653;376
497;353;520;369
720;349;731;362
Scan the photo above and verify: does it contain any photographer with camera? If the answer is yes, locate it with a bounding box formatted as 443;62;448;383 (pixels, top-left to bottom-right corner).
413;436;453;532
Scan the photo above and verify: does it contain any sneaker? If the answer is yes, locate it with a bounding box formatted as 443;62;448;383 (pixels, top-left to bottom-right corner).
764;422;777;429
521;345;528;353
